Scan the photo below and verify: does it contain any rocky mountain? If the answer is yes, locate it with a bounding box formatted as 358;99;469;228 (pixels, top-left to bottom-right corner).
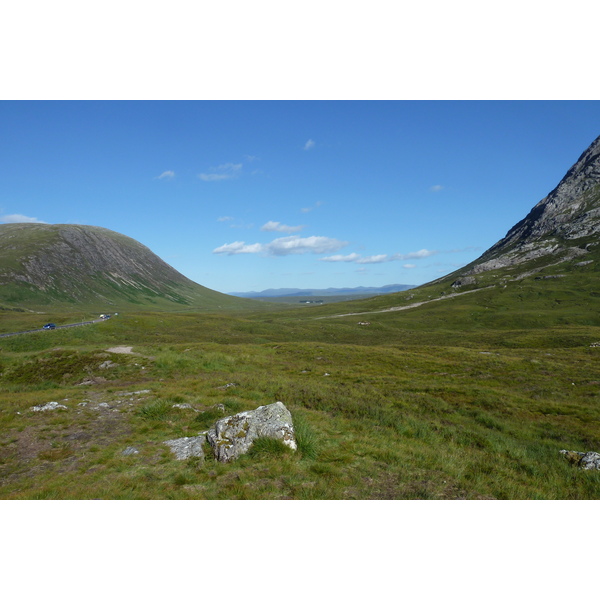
441;134;600;286
0;223;249;310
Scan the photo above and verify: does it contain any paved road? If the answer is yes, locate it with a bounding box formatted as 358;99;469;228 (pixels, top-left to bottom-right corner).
0;318;106;339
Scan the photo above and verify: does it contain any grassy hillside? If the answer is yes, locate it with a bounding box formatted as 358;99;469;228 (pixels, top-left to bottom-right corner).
0;223;257;312
1;263;598;499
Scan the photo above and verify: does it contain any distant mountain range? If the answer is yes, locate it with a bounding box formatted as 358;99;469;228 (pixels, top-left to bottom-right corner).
229;284;416;298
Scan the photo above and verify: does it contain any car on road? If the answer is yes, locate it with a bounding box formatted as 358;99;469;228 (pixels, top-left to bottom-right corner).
43;323;56;330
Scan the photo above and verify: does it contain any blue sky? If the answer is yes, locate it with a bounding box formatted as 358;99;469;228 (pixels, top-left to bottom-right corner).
1;101;599;293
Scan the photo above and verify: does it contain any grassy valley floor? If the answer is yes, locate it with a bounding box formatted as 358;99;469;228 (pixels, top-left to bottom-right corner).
1;296;599;500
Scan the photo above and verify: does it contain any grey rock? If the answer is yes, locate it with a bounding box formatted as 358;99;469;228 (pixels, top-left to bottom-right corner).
172;403;198;412
451;276;477;289
560;449;600;470
164;435;206;460
31;401;67;412
206;401;297;463
579;452;600;470
216;383;237;390
122;446;139;456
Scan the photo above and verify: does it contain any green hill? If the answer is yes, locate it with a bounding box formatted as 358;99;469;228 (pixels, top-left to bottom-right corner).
0;223;254;312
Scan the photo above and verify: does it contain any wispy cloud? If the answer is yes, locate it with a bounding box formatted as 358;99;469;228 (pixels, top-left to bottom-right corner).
301;201;323;213
320;249;438;264
156;170;175;180
430;185;443;192
304;139;315;150
392;249;438;260
217;216;234;222
212;241;263;255
0;214;47;224
198;163;242;182
213;235;348;257
403;264;417;269
260;221;306;234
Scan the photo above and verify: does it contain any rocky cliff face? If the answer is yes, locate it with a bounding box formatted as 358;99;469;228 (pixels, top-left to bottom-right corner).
460;134;600;278
0;223;241;309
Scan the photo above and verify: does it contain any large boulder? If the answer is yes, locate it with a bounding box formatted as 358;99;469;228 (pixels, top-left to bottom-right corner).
206;401;296;463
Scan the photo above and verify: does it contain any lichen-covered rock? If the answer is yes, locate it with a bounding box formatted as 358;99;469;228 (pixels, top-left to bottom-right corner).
164;435;206;460
560;449;600;470
206;401;296;463
579;452;600;470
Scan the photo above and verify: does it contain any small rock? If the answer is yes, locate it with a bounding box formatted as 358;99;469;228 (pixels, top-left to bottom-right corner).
560;449;600;470
31;401;67;412
122;447;139;456
217;383;237;390
580;452;600;470
172;403;197;411
164;435;206;461
98;360;116;369
91;402;110;410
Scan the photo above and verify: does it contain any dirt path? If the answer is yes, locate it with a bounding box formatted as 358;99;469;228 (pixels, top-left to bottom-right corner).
315;286;493;319
106;346;135;354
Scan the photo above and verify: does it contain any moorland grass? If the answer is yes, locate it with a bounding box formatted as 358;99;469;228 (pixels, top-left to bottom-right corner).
1;271;600;499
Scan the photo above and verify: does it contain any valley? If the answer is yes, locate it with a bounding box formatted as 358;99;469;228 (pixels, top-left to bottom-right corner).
0;134;599;500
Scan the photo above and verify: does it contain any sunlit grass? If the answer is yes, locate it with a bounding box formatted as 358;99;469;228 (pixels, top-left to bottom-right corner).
1;271;600;499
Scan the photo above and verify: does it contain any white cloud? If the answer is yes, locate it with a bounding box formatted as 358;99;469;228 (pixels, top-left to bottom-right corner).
319;253;362;263
1;214;47;224
356;254;389;264
261;221;305;234
392;249;438;260
157;170;175;179
217;216;234;222
304;139;315;150
268;235;347;256
320;249;437;264
198;163;242;182
212;241;263;255
430;185;443;192
213;235;348;257
403;264;417;269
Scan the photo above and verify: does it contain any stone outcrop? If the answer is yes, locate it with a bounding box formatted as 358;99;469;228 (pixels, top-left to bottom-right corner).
206;402;297;463
451;276;477;289
560;449;600;470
